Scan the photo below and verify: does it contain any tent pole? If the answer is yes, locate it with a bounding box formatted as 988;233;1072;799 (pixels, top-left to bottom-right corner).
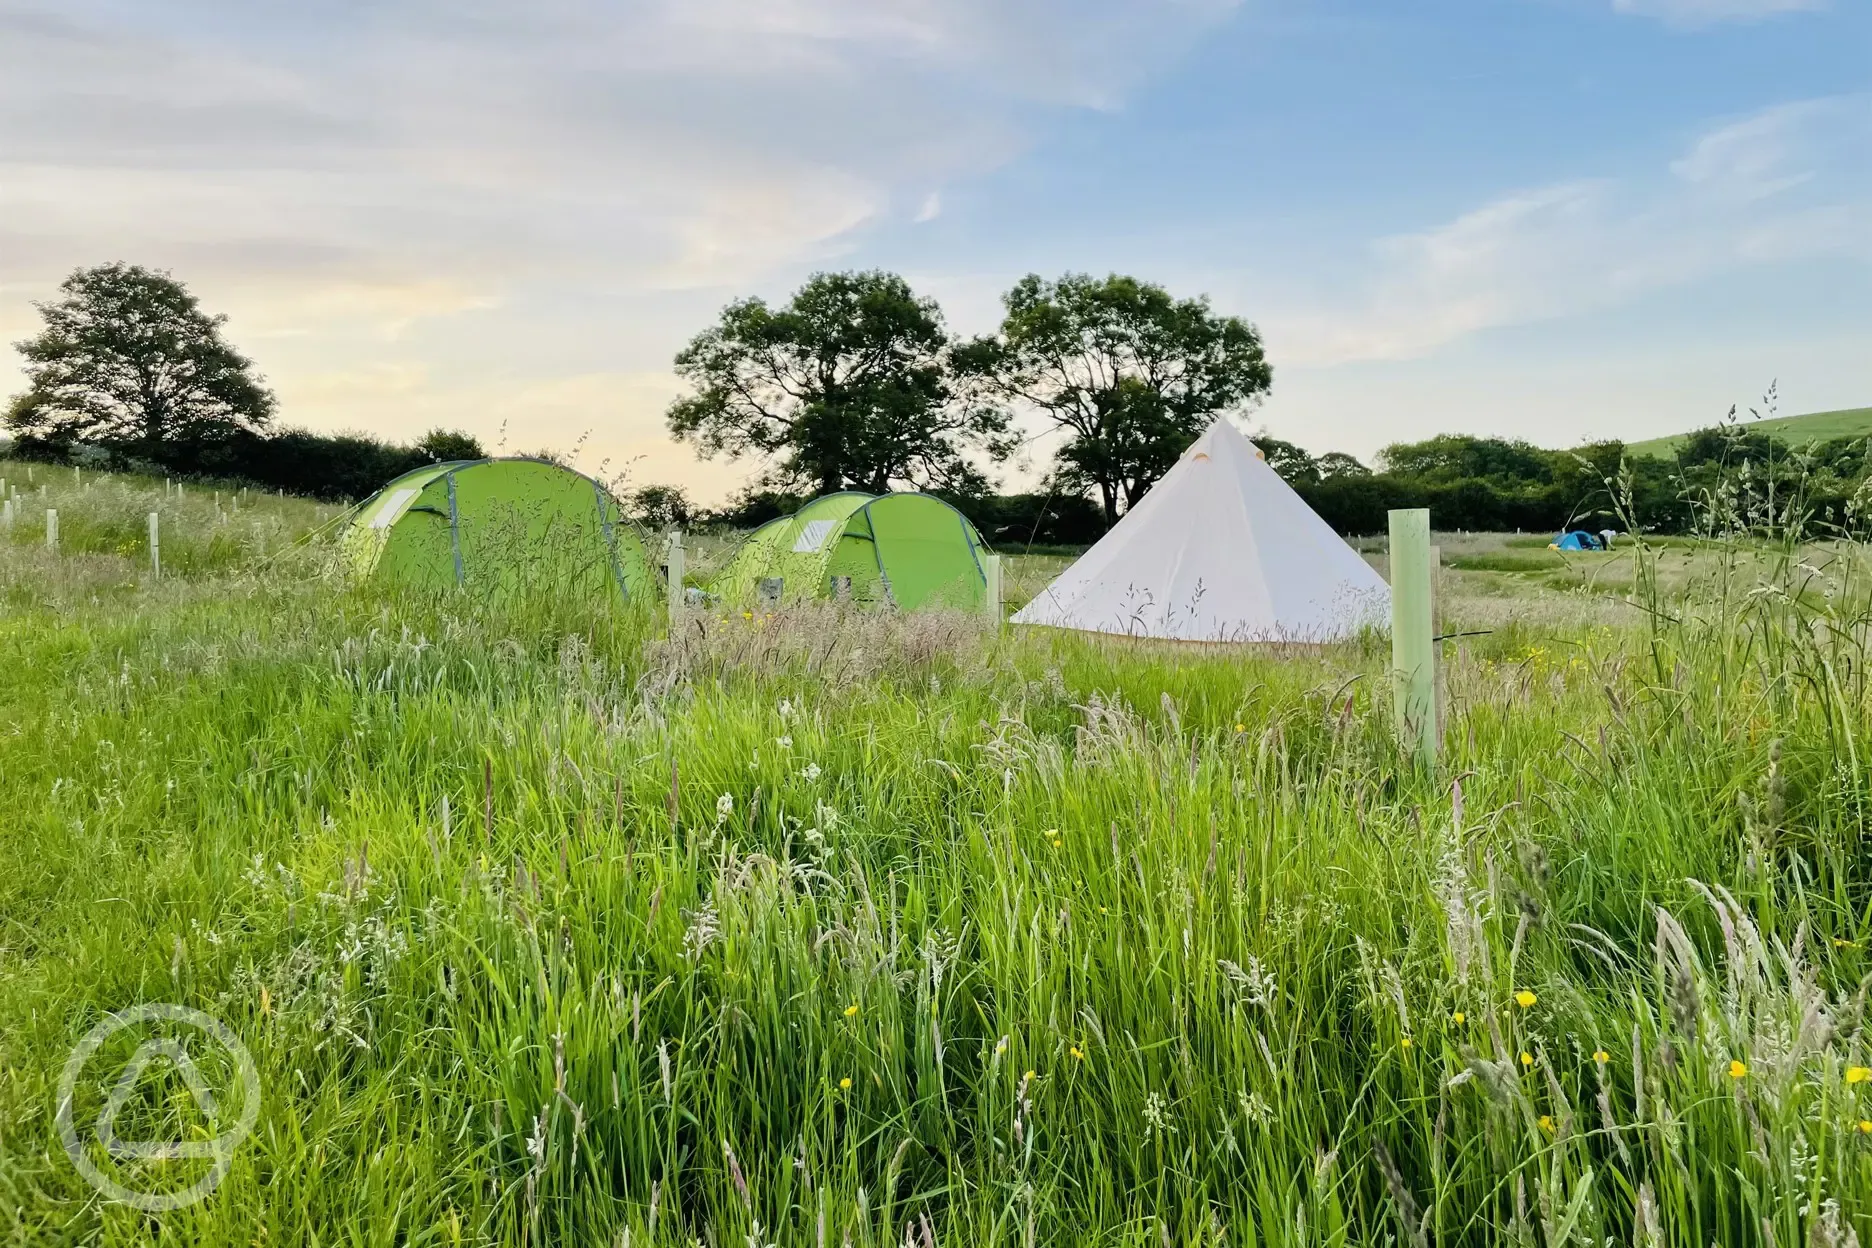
445;473;465;587
1388;509;1436;770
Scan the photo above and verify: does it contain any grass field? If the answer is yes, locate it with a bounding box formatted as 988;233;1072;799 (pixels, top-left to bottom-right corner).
1624;405;1872;460
4;464;1872;1246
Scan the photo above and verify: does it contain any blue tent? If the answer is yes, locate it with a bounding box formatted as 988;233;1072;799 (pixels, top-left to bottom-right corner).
1553;530;1605;551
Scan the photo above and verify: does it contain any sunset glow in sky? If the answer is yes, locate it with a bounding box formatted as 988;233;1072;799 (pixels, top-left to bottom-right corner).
2;0;1865;498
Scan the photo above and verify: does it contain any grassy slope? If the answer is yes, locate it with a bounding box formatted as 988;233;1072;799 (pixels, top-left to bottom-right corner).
3;468;1872;1245
1625;405;1872;460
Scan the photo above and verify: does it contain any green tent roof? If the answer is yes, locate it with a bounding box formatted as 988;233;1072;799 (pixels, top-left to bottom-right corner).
711;492;990;611
340;458;654;601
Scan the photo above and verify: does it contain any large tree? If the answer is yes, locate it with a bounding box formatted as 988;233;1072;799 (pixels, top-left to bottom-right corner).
667;271;1011;496
5;263;275;466
959;273;1272;525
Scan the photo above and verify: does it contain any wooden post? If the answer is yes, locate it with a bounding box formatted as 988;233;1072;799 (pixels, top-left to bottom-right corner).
983;554;1003;623
1388;508;1436;769
148;512;161;578
666;529;685;629
45;508;58;555
2;499;13;533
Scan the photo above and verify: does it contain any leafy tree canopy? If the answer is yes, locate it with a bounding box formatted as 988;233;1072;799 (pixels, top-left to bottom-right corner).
1317;451;1371;480
5;263;274;467
667;271;1011;496
1253;435;1320;486
959;273;1272;525
625;483;694;530
1375;434;1553;485
415;428;486;462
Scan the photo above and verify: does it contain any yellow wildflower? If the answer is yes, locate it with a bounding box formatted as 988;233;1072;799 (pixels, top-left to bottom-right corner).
1069;1046;1084;1060
1729;1060;1748;1080
1847;1066;1871;1085
1023;1069;1036;1082
1451;1011;1465;1025
1401;1037;1413;1050
839;1077;852;1090
1538;1115;1554;1133
1593;1050;1610;1065
844;1004;859;1018
1860;1120;1872;1135
1514;990;1537;1010
1234;723;1245;733
1520;1051;1534;1069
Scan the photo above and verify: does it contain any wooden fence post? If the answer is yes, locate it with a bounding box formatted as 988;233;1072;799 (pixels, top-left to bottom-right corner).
1388;508;1436;770
149;512;161;579
983;554;1003;623
45;508;59;555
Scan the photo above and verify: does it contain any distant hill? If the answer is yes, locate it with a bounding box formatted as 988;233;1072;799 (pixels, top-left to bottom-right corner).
1625;406;1872;460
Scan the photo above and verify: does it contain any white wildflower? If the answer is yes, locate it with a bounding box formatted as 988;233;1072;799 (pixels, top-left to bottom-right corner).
682;901;720;960
1219;956;1276;1008
1142;1091;1177;1140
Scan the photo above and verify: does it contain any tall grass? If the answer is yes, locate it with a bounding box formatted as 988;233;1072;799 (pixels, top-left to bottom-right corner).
0;475;1869;1245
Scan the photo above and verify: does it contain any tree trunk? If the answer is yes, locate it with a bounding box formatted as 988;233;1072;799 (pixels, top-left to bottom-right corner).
1099;482;1119;528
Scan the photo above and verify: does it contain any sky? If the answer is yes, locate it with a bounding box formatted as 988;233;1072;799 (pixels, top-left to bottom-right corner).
0;0;1866;500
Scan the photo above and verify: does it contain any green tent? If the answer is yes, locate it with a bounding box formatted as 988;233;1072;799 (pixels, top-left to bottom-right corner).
710;492;992;611
339;458;654;600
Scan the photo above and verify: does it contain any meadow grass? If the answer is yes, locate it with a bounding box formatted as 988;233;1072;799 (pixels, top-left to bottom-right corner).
2;467;1871;1245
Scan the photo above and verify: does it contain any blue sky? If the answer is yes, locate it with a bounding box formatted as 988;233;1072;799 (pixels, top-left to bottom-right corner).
0;0;1865;498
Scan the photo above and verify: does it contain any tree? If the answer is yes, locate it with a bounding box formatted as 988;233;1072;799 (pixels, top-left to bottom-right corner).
625;483;694;530
1376;434;1551;485
1317;451;1371;480
959;273;1272;525
5;263;274;467
1252;435;1320;486
667;271;1012;496
416;428;485;462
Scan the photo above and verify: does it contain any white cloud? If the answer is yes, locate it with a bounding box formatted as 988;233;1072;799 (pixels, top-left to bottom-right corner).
0;1;1236;294
0;0;1235;494
1612;0;1826;26
1263;94;1872;368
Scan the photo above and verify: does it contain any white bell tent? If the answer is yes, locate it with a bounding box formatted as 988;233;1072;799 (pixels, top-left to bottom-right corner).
1013;419;1390;642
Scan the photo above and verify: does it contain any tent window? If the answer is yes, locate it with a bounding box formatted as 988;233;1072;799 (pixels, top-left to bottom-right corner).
370;487;419;528
792;519;837;552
